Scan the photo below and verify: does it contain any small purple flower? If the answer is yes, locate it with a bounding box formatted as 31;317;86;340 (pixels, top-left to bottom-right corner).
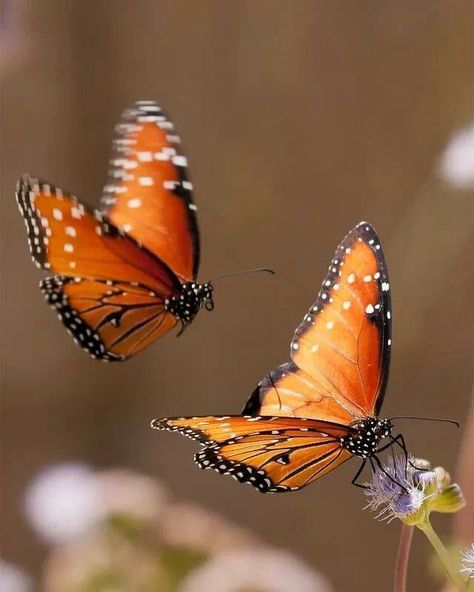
364;456;463;525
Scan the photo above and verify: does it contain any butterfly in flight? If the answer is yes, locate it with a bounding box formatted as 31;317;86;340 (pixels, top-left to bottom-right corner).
16;101;233;361
152;221;403;493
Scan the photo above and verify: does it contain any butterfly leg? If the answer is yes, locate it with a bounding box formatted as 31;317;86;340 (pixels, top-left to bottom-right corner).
389;433;428;473
376;433;409;478
351;459;368;489
371;454;408;493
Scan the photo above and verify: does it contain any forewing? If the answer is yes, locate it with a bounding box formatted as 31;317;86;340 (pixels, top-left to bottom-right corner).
101;101;199;281
152;415;351;493
41;277;177;361
290;222;391;416
16;176;179;294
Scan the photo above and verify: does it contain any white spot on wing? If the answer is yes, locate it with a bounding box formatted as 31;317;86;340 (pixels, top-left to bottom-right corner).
127;198;142;209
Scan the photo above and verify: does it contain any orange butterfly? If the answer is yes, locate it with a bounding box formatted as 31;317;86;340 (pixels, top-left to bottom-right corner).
16;101;216;361
152;222;398;492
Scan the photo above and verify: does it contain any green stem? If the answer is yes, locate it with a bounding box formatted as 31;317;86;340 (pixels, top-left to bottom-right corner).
394;524;414;592
418;519;464;589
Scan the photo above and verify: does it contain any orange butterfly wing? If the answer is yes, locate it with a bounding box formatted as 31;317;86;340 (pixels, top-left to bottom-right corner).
289;221;391;417
16;176;179;360
152;416;351;492
41;277;176;360
101;101;199;282
243;362;356;425
244;222;391;423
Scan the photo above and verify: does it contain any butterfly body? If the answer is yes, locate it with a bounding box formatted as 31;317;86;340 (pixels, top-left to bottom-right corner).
164;281;214;327
16;101;215;360
153;221;399;493
341;417;392;459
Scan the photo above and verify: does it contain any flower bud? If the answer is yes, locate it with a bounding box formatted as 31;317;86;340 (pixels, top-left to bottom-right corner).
431;483;465;514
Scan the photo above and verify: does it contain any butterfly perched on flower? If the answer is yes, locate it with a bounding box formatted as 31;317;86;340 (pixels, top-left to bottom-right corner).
152;222;399;492
16;101;220;361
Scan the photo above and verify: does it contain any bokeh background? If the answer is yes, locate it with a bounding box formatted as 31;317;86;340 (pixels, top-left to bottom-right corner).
2;1;473;590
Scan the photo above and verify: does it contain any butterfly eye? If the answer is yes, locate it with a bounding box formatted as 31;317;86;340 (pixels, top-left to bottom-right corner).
205;299;215;311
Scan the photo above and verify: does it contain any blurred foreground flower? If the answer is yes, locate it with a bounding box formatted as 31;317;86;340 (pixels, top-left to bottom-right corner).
159;501;256;555
0;560;33;592
96;468;167;523
365;456;466;590
178;547;331;592
26;462;332;592
24;463;105;545
438;121;474;190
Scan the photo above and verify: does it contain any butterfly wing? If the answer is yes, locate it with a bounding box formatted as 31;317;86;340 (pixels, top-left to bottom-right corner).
40;277;177;360
152;416;351;493
16;176;179;360
243;362;357;425
101;101;199;282
289;221;391;417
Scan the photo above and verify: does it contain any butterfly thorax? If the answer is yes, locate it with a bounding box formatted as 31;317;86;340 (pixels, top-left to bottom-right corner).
165;281;214;325
341;417;392;459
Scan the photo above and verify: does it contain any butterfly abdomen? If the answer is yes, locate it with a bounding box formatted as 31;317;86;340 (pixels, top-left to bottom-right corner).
342;417;392;459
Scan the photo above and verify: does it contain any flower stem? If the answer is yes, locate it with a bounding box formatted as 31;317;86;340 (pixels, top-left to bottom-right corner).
419;519;465;589
394;524;414;592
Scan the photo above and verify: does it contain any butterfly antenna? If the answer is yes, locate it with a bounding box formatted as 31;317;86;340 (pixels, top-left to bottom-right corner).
209;267;275;283
389;415;460;428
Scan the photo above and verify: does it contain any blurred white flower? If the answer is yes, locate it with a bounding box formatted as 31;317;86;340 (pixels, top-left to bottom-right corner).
438;121;474;190
23;463;104;545
461;543;474;579
178;547;332;592
0;560;33;592
96;468;168;522
159;501;256;554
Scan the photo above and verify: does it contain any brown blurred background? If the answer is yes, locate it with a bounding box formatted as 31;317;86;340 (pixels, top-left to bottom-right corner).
2;1;473;590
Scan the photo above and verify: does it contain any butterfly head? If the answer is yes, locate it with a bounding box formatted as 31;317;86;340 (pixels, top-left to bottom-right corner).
342;417;393;459
201;282;214;311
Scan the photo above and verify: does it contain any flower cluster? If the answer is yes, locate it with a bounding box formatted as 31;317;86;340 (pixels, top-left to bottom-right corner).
20;462;331;592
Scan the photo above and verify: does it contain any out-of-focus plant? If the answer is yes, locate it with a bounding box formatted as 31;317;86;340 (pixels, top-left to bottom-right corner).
460;544;474;581
0;560;33;592
365;455;469;591
23;463;331;592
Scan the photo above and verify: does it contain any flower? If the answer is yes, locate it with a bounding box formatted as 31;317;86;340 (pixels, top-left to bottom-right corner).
159;501;256;555
177;546;332;592
0;560;34;592
438;121;474;190
364;456;465;526
42;531;163;592
96;468;168;523
461;543;474;579
23;463;104;545
24;463;169;546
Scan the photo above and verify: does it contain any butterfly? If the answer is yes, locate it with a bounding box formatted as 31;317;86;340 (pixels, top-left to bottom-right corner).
152;221;401;493
16;100;216;361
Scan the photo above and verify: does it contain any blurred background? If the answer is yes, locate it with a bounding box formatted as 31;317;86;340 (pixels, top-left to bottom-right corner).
1;1;473;590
